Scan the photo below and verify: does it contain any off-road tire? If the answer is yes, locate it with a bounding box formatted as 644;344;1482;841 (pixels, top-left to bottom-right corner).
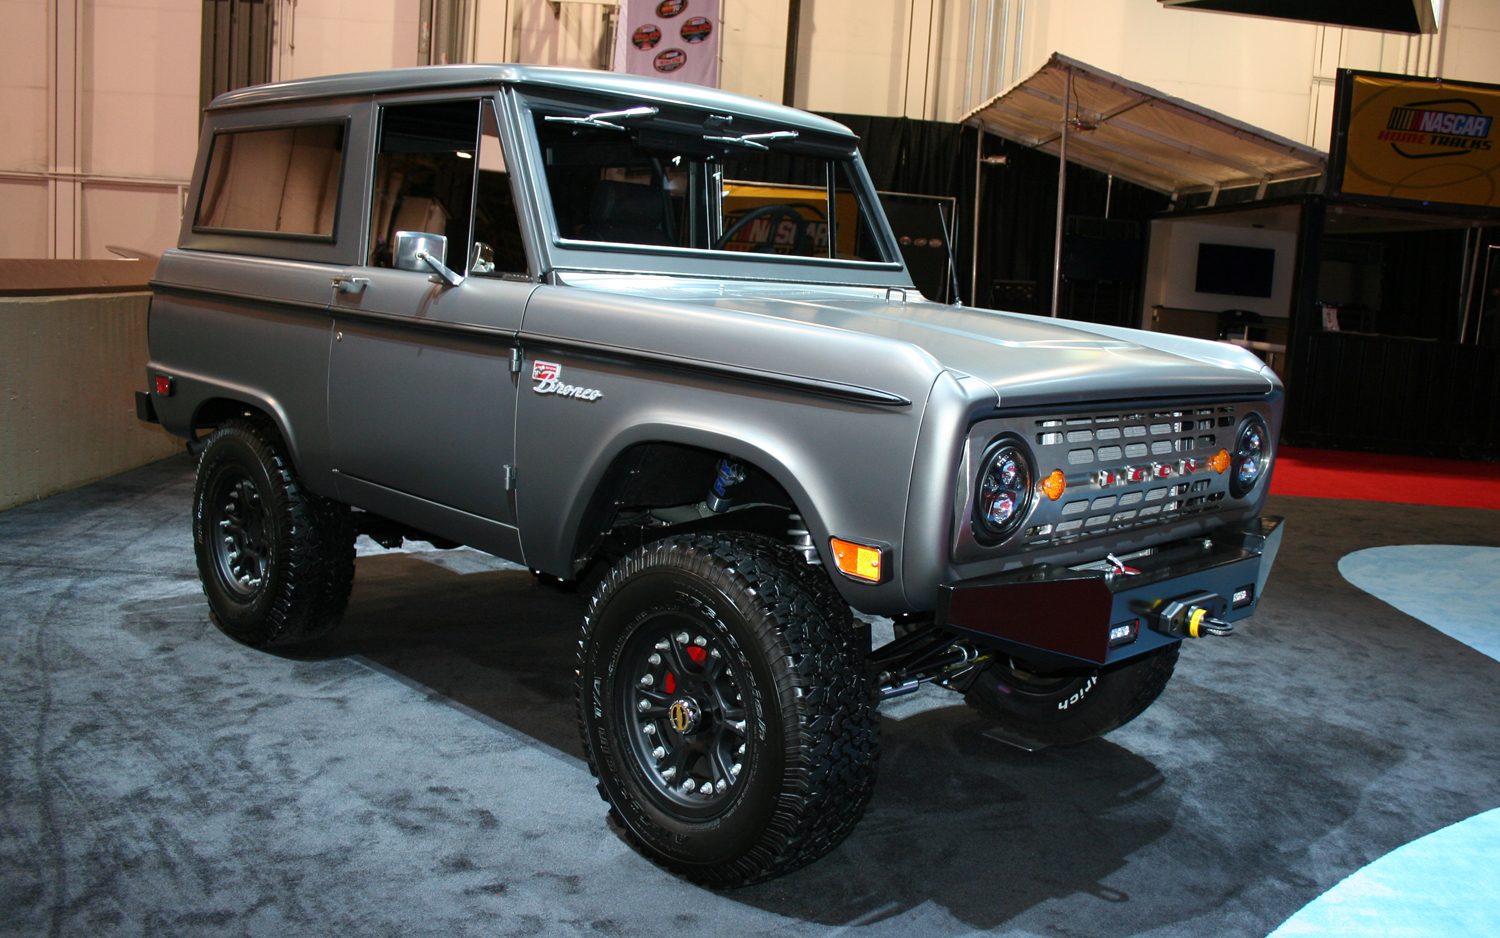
192;418;357;648
577;533;879;888
964;642;1180;747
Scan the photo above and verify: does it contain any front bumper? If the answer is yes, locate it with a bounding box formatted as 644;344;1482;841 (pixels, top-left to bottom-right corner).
936;515;1284;667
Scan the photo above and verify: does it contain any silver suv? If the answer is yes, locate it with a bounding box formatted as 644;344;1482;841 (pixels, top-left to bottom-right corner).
139;64;1283;886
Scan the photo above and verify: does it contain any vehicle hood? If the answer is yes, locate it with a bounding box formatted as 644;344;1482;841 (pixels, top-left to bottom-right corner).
558;274;1277;408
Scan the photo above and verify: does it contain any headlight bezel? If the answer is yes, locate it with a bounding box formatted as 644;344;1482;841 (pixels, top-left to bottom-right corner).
1229;413;1271;499
971;436;1037;544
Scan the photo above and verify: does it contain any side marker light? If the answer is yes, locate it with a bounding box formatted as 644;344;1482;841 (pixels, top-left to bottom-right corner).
830;538;884;583
1209;448;1231;474
1041;469;1066;501
154;374;174;397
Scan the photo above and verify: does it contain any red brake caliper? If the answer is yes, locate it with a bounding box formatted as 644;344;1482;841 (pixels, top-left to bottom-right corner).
664;672;677;694
686;646;706;664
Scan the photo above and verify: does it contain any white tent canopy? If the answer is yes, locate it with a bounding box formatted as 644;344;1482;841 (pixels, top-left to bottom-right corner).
963;53;1326;200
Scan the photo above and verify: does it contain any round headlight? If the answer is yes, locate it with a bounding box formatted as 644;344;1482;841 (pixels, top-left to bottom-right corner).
1229;414;1270;499
973;440;1034;541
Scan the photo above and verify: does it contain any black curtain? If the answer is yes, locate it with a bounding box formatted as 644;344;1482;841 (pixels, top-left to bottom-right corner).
821;113;1170;316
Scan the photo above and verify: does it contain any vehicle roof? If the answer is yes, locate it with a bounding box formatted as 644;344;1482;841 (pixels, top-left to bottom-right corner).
206;64;857;139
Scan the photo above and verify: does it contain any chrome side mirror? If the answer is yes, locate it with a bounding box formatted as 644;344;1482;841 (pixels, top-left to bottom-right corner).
394;230;464;287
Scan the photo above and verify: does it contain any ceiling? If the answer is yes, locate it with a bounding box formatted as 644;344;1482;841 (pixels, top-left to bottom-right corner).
962;53;1328;200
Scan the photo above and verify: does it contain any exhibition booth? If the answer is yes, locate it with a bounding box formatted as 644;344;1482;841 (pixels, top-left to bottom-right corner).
961;56;1500;459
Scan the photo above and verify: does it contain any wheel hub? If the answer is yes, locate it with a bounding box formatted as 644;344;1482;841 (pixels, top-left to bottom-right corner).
669;697;702;734
210;472;270;598
622;621;749;813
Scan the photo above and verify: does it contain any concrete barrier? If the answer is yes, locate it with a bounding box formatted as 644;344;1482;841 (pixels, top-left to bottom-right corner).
1;291;182;512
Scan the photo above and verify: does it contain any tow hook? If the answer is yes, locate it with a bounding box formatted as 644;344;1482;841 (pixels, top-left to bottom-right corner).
1135;590;1235;639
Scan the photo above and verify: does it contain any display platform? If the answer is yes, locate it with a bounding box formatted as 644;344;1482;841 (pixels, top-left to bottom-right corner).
2;454;1498;937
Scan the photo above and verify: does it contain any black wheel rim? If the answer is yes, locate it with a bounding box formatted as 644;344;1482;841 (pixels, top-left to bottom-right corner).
992;657;1093;700
207;469;270;600
618;614;752;819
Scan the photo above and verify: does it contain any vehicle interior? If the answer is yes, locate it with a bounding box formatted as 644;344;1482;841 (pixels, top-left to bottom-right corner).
528;97;890;262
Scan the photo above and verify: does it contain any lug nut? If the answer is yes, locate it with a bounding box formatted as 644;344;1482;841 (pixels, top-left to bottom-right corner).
693;636;707;647
710;648;721;659
715;779;727;793
651;746;665;760
648;653;661;666
682;778;696;793
731;763;741;776
736;744;745;756
676;632;689;644
643;723;656;736
639;674;653;687
637;699;650;712
655;639;670;651
661;767;676;781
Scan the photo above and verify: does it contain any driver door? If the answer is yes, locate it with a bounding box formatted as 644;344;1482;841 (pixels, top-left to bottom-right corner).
328;96;535;559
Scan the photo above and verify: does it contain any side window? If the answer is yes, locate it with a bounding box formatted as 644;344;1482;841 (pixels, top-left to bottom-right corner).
368;100;480;270
470;100;529;277
197;123;344;237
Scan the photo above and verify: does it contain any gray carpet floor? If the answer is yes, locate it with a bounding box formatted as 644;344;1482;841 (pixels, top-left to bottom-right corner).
3;453;1499;937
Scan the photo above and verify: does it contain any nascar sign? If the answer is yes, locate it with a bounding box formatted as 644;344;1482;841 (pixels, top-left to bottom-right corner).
612;0;720;89
1330;70;1500;210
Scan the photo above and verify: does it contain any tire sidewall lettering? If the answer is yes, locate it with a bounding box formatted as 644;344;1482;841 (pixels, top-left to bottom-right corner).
1057;674;1098;711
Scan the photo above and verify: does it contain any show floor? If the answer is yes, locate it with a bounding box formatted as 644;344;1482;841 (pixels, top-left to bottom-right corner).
3;454;1499;938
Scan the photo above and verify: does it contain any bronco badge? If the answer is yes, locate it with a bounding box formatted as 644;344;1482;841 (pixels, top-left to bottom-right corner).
531;360;603;401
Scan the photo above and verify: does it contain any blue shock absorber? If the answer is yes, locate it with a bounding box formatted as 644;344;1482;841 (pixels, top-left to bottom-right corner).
707;458;745;513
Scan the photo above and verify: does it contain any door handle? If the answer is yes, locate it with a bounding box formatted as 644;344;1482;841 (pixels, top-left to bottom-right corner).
331;276;370;294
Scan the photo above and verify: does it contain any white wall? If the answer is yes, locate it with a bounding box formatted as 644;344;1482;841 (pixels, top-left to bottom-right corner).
285;0;414;79
5;0;1500;262
721;0;790;103
1148;219;1299;319
0;0;198;261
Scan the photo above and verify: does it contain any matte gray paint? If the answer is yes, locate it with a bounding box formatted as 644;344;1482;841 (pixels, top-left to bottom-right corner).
149;252;342;492
206;65;860;143
150;65;1284;618
328;268;533;526
177;100;374;267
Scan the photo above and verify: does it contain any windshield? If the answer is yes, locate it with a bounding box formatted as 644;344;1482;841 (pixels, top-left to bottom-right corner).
527;96;892;264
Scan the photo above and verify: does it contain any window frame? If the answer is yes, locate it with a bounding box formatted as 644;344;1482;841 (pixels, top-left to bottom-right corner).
191;116;352;243
365;90;536;280
512;87;911;288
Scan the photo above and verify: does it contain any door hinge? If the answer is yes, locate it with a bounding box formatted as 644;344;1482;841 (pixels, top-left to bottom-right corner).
510;346;523;375
503;464;517;491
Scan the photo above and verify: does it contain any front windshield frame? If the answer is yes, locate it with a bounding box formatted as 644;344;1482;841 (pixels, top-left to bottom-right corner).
511;87;910;284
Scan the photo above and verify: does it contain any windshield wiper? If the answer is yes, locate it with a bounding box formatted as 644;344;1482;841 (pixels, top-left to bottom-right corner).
545;106;659;132
702;130;799;151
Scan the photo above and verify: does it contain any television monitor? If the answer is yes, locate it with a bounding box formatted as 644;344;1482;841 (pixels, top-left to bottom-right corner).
1195;242;1275;298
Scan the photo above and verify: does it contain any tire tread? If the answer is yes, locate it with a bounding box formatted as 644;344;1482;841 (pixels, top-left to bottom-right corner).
578;533;879;888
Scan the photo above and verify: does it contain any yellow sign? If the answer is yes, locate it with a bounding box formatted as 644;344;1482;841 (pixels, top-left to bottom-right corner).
721;181;860;257
1339;74;1500;208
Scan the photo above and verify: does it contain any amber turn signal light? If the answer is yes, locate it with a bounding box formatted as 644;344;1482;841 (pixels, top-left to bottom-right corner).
830;537;884;583
1209;448;1231;474
1040;469;1066;500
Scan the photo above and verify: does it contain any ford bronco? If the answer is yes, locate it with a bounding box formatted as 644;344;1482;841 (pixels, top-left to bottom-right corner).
139;65;1283;886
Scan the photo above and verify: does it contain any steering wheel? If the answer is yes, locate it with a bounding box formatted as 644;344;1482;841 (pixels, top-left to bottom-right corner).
713;204;807;252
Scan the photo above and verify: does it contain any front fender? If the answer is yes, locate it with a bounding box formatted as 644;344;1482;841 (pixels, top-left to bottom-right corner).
514;375;940;616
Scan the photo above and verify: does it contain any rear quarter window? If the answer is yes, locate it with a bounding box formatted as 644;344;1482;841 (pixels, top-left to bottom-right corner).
196;123;346;238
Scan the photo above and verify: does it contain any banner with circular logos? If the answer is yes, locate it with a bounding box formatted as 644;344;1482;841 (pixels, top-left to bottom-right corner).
612;0;720;88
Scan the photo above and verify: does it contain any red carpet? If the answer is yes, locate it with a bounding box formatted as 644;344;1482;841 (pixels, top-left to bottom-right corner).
1270;447;1500;509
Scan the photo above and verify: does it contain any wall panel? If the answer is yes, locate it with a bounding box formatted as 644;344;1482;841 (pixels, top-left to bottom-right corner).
0;292;182;512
